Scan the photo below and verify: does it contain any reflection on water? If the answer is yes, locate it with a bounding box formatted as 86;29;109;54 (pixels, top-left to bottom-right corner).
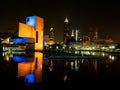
17;52;43;84
0;52;43;89
0;51;120;89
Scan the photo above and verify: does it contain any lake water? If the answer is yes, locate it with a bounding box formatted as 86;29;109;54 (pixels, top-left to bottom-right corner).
0;51;120;89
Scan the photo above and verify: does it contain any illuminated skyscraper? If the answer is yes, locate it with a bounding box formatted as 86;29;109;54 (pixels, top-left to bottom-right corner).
63;17;70;44
71;29;75;37
75;29;79;41
94;27;98;40
49;28;54;41
48;27;55;45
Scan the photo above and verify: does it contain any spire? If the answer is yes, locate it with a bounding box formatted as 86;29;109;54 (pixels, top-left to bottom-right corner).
64;17;69;23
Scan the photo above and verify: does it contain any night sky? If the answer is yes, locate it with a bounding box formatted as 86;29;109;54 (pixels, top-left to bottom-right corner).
0;0;120;42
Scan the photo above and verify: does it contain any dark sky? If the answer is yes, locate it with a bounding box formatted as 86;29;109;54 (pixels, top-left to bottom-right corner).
0;0;120;42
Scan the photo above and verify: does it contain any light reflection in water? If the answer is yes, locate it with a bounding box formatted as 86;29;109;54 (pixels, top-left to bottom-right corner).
43;51;119;83
1;51;120;87
18;52;43;84
2;52;43;84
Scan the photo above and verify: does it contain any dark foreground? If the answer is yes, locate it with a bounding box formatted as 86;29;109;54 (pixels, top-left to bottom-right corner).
1;74;120;90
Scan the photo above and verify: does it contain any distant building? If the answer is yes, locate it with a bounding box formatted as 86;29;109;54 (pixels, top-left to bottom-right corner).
63;17;70;44
47;28;55;45
49;28;54;41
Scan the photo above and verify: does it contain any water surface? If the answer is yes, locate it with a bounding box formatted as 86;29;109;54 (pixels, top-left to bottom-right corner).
0;51;120;89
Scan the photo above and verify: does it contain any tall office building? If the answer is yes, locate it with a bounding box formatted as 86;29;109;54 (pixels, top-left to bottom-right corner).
49;28;54;41
75;29;79;41
48;28;55;45
93;27;98;41
63;17;70;44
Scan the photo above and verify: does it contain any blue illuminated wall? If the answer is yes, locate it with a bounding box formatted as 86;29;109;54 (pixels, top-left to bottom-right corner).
11;37;29;44
26;16;36;29
11;37;34;44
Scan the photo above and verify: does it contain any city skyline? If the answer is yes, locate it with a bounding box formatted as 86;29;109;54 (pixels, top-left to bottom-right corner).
0;1;120;42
